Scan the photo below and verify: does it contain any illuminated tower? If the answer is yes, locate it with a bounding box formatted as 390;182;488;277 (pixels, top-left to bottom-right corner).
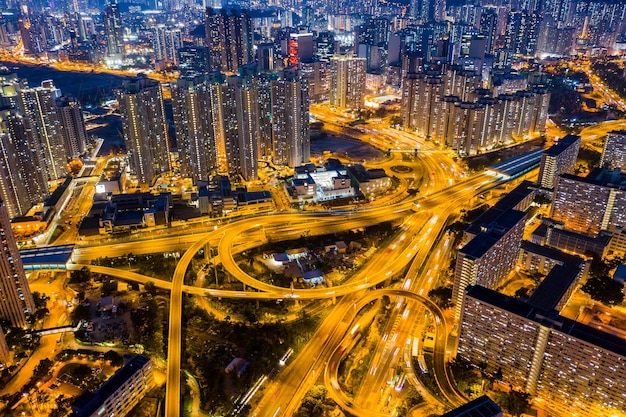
205;8;254;73
601;131;626;171
56;96;87;157
115;77;170;186
271;68;310;168
0;109;49;218
171;77;218;183
153;25;183;67
223;75;259;180
330;55;366;111
0;200;35;328
103;0;124;64
16;80;67;181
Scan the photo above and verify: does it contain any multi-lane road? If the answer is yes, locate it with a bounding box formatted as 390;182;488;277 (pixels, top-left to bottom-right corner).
34;104;626;416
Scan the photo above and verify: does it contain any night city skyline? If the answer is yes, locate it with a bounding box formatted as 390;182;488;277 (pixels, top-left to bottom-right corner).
0;1;625;417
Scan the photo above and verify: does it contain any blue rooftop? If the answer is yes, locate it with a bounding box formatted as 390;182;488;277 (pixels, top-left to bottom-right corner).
489;148;544;178
19;244;75;270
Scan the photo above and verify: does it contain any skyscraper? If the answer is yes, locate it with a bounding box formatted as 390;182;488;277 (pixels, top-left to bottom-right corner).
205;8;253;73
537;134;581;189
0;200;35;327
224;75;258;180
103;0;124;64
601;130;626;171
177;46;208;78
0;109;49;218
458;285;626;417
505;11;541;57
16;80;68;181
115;77;170;186
153;25;183;67
479;9;498;55
551;170;626;235
452;209;526;320
171;77;218;183
271;68;310;168
330;55;366;111
56;96;87;158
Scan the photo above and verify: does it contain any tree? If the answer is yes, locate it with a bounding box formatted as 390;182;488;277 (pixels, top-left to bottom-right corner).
104;350;124;367
32;292;49;309
69;266;92;284
144;281;157;297
389;115;402;126
501;390;531;417
428;286;453;309
581;276;624;306
514;288;530;300
294;386;332;417
33;358;53;379
70;304;91;323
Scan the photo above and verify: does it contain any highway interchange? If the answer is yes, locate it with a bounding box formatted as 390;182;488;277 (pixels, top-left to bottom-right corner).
36;115;626;416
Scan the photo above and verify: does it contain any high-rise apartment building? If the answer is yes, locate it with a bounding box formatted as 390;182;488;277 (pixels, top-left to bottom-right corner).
551;170;626;235
401;69;549;155
452;209;526;320
538;134;581;189
115;77;170;186
315;31;335;62
153;26;183;67
271;68;310;168
301;61;330;103
458;285;626;417
103;0;124;64
16;80;67;181
56;96;87;157
329;55;366;111
479;9;498;55
0;200;35;327
505;11;541;57
171;77;218;183
177;46;208;78
255;73;276;160
223;75;258;180
288;33;314;68
601;130;626;171
0;109;49;218
205;8;253;73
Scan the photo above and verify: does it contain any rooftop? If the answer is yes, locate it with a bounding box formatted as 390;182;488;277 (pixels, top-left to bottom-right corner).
72;355;151;417
466;286;626;357
440;395;502;417
489;148;544;178
19;244;75;270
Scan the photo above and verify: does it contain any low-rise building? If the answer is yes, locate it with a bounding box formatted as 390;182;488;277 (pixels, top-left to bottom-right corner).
347;164;392;197
71;355;154;417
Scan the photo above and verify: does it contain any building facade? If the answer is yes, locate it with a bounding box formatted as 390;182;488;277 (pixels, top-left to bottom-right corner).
0;200;35;327
171;77;218;183
537;134;581;189
0;109;49;218
452;209;527;320
205;8;254;73
116;77;170;186
551;170;626;236
458;286;626;417
271;68;310;168
71;355;154;417
601;130;626;171
330;55;366;111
